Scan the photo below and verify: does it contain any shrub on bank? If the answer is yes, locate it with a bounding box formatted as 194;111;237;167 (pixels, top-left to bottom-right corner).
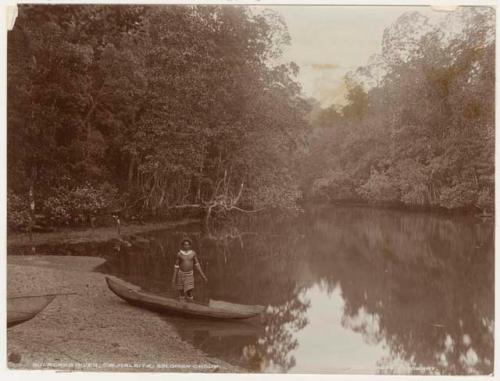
42;183;117;226
7;192;31;230
357;170;400;204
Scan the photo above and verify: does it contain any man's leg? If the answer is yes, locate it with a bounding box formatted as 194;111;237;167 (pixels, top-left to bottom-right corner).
185;272;194;301
177;272;185;300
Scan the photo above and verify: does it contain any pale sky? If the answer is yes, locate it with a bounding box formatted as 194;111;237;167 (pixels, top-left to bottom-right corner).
256;6;450;107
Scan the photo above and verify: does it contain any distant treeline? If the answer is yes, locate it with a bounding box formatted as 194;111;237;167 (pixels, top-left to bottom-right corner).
301;9;495;213
8;5;309;229
7;6;495;231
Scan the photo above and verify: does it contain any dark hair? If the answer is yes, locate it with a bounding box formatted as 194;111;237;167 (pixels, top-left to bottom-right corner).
180;238;192;247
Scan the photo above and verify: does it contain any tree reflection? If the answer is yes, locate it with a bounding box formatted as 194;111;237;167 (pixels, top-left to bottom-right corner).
302;206;494;375
241;292;310;372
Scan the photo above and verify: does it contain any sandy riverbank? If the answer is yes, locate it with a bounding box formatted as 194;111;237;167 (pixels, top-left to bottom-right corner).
7;255;241;373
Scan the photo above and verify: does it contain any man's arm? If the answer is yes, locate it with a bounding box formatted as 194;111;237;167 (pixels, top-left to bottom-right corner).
193;254;208;282
172;254;180;284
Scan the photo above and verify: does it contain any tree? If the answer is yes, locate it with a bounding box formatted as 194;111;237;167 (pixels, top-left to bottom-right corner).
302;7;495;212
8;5;310;228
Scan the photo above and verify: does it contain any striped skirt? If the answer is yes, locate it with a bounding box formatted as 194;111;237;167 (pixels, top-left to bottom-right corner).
176;270;194;292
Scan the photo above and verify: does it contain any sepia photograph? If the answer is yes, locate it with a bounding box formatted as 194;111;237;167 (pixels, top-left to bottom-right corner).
4;0;496;376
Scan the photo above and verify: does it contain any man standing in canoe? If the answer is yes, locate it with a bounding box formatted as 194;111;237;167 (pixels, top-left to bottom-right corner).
172;239;208;301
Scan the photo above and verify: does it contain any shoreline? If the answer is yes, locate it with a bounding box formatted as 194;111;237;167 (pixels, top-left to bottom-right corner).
8;218;200;248
8;203;493;250
301;201;491;218
7;255;242;373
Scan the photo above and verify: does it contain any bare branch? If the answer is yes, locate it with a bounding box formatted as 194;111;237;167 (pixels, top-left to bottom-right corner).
231;206;265;214
233;181;245;205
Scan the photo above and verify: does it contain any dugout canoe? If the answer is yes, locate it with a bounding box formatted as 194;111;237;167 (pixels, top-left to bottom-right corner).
7;294;56;328
105;276;265;320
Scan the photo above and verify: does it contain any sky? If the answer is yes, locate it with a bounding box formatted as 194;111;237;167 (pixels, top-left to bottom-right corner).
254;6;451;107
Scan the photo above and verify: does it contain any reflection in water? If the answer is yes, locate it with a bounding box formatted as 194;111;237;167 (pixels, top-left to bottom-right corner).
98;206;494;374
243;290;311;372
164;316;264;369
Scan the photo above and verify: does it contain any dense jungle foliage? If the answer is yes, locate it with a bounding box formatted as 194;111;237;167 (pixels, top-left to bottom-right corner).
302;9;495;212
7;5;495;230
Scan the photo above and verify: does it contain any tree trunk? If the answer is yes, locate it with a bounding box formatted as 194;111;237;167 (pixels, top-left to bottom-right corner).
28;167;37;250
128;153;137;187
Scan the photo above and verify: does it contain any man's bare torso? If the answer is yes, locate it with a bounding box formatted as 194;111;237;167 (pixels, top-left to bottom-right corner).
178;250;196;271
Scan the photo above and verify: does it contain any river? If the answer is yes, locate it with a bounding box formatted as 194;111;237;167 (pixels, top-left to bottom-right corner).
95;205;493;374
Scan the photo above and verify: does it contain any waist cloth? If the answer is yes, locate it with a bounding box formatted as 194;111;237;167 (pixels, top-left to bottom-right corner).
176;270;194;292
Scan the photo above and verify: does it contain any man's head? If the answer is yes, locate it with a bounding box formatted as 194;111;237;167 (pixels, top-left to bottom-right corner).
181;239;192;250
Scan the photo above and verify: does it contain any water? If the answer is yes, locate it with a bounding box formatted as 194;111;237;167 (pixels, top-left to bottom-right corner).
97;206;494;374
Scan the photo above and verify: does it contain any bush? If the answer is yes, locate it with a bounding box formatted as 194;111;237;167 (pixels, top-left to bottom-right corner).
7;192;31;230
311;170;358;202
357;169;400;204
439;180;478;210
476;187;494;213
42;183;117;226
396;160;432;206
